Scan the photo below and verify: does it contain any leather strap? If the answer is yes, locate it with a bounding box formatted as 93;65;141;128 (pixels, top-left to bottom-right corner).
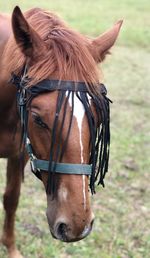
32;159;92;175
26;139;92;176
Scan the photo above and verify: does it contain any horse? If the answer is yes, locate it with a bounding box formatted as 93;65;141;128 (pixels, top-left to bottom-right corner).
0;6;122;258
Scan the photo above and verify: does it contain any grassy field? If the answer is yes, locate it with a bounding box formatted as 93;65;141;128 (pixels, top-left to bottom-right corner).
0;1;150;258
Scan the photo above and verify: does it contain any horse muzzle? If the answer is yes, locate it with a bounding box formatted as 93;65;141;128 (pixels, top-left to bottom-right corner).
50;218;94;242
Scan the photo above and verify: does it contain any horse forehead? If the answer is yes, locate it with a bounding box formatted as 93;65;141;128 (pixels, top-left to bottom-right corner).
31;92;57;107
31;91;90;129
31;91;86;114
68;93;85;126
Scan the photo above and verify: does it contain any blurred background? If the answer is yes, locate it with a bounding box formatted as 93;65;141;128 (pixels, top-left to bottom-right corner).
0;1;149;257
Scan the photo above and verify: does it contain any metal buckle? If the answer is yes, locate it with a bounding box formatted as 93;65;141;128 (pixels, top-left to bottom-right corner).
29;150;38;173
26;138;37;173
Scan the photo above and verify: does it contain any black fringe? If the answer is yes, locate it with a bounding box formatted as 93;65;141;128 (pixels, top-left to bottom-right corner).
11;72;111;196
46;89;111;195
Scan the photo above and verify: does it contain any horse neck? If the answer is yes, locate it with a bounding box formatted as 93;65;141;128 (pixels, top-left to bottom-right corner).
0;14;11;58
0;61;17;113
0;14;15;106
1;33;16;107
0;61;17;117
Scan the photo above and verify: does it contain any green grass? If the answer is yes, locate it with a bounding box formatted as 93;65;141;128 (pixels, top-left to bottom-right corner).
0;1;150;258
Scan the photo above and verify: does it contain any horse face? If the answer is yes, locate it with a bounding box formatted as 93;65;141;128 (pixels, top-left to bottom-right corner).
28;91;94;241
11;7;122;242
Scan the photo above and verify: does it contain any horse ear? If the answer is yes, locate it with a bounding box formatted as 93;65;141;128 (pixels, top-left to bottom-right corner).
90;20;123;62
12;6;45;58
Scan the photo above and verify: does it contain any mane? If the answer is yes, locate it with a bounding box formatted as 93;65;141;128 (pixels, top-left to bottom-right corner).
4;8;101;95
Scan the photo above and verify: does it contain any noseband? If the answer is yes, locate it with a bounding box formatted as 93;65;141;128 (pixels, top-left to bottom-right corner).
11;70;111;194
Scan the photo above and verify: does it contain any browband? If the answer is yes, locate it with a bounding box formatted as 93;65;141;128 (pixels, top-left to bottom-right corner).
11;74;107;100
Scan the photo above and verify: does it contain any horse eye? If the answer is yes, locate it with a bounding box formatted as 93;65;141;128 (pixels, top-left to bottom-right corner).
32;113;48;129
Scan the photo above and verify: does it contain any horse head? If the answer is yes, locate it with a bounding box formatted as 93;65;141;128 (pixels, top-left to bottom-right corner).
6;6;122;242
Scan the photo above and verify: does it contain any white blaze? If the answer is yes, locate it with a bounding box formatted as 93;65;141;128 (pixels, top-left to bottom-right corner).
68;92;86;210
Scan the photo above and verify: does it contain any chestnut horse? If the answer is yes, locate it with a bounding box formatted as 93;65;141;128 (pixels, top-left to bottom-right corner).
0;6;122;258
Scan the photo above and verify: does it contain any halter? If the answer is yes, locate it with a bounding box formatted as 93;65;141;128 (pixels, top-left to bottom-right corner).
11;70;111;194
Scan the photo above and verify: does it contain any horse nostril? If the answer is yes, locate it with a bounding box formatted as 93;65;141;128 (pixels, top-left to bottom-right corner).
56;222;68;241
90;218;94;228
